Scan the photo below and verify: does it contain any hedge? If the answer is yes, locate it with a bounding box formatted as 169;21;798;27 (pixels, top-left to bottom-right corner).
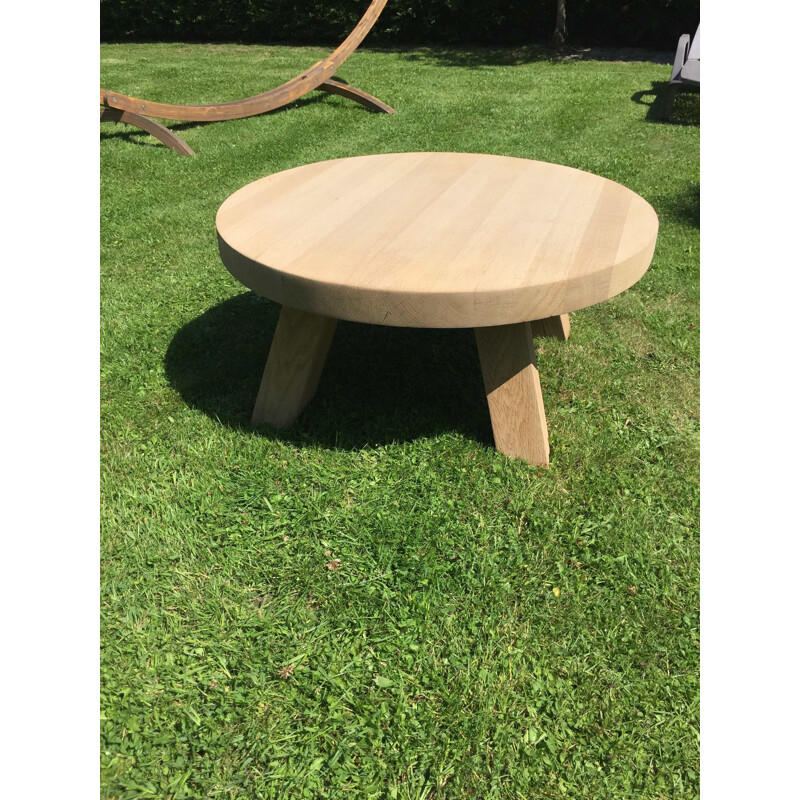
101;0;700;51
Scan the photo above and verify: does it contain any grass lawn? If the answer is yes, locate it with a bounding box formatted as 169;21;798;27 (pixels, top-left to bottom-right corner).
100;43;699;799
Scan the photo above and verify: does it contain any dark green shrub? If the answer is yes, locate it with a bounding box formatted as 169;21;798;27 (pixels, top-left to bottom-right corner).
100;0;700;50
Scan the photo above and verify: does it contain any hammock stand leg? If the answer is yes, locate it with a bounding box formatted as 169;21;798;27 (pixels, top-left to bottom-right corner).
100;107;195;156
318;78;396;114
99;1;394;154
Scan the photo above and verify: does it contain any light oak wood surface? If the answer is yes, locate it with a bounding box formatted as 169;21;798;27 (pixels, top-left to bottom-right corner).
529;314;570;341
475;322;550;465
251;306;337;428
218;153;658;465
217;152;658;328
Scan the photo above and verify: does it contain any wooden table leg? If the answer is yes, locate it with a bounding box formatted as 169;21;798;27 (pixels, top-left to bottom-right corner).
251;306;338;428
529;313;570;341
474;321;550;466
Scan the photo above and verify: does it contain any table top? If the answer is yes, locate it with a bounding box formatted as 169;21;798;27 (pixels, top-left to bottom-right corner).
217;152;658;328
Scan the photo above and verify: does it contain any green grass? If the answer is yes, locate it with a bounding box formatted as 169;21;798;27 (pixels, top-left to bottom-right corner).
100;43;699;799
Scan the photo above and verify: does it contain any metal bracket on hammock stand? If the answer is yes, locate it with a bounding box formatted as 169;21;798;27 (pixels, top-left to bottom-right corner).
99;0;395;155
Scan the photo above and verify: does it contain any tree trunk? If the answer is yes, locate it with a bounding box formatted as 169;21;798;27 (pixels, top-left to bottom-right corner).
552;0;567;46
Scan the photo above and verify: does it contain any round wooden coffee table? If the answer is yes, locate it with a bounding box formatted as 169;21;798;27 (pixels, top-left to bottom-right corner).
216;152;658;466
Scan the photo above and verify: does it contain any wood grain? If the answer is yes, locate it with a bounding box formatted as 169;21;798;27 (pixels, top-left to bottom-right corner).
217;153;659;328
530;314;570;341
100;0;393;123
475;322;549;466
318;79;396;114
99;107;195;156
251;306;337;428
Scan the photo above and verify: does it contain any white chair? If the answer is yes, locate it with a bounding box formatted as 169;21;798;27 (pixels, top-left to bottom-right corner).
661;24;700;120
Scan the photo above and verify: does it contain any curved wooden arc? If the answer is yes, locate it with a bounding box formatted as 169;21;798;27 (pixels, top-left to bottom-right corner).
100;107;195;155
318;79;396;114
100;0;392;123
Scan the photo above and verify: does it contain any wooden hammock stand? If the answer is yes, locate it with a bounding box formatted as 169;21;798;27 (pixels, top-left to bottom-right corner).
100;0;395;155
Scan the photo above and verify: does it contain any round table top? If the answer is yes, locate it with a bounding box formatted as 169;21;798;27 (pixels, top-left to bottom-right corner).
217;152;658;328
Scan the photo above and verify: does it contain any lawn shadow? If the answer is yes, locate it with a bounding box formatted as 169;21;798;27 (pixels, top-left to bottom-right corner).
99;118;213;151
398;44;554;69
164;292;494;451
99;91;349;151
652;182;700;229
395;44;672;69
632;81;700;125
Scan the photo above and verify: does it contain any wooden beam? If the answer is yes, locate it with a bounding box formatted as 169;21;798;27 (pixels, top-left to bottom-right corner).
475;322;550;466
529;314;570;341
251;306;338;428
100;0;392;123
99;107;195;155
